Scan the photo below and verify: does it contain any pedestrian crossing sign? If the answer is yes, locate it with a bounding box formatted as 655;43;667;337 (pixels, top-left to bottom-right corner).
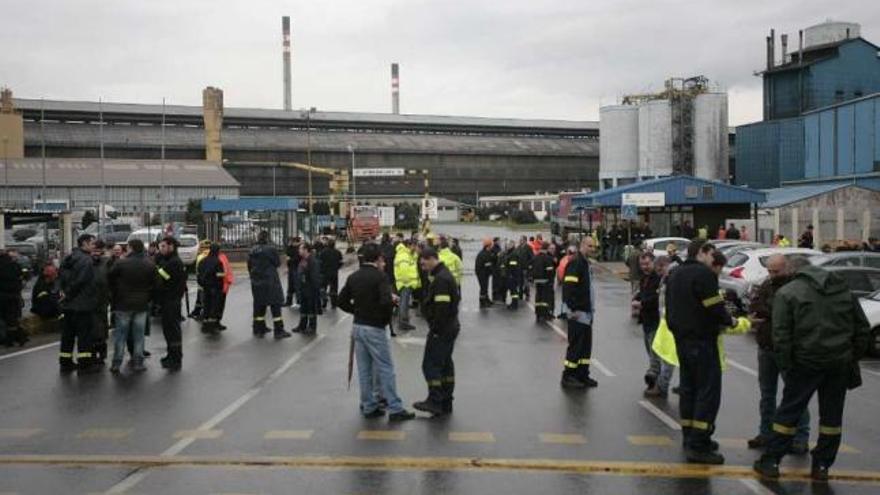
621;204;638;220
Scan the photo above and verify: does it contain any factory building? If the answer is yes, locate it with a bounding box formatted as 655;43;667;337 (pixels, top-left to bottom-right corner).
736;20;880;189
599;76;730;189
9;89;599;204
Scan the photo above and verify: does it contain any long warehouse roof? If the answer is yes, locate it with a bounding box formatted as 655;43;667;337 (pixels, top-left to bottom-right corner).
13;98;598;135
24;122;598;157
1;158;240;187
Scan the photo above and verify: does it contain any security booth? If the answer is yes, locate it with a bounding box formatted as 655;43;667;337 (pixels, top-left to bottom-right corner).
201;197;300;254
571;176;767;241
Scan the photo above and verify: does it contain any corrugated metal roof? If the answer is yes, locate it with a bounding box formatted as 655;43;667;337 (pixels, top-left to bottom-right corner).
24;122;597;157
202;197;299;212
2;158;240;188
13;98;598;132
572;176;766;207
762;182;880;208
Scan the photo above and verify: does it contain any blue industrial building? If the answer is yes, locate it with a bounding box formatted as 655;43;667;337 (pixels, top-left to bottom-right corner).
736;22;880;189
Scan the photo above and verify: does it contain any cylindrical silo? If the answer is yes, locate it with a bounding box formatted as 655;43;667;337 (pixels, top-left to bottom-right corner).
638;100;673;178
693;93;729;181
599;105;639;189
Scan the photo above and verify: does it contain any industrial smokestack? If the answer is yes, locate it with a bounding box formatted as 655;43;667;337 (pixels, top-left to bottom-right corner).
203;87;224;163
798;30;804;65
282;16;292;111
766;28;776;70
391;63;400;114
781;33;789;64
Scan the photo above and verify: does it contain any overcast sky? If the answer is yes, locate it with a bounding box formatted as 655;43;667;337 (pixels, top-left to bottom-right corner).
2;1;877;125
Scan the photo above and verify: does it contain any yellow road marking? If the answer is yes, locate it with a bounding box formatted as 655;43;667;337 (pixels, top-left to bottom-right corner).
0;428;43;439
76;428;133;440
173;429;223;440
357;430;406;441
627;435;674;446
538;433;587;445
0;454;879;485
449;432;496;443
264;430;314;440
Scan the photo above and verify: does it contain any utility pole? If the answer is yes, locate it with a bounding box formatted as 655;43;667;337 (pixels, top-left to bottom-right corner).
99;98;106;233
40;98;46;205
347;144;356;204
160;98;166;226
2;136;8;207
306;109;312;213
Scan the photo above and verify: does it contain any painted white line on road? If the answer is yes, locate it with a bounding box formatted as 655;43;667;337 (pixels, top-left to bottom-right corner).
739;478;779;495
546;320;616;378
104;315;348;494
0;341;59;362
637;400;681;431
862;367;880;378
726;358;759;378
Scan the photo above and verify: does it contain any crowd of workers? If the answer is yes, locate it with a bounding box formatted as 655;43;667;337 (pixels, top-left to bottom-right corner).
0;222;873;483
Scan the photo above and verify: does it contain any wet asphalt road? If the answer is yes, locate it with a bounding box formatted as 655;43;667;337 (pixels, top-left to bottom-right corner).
1;224;880;495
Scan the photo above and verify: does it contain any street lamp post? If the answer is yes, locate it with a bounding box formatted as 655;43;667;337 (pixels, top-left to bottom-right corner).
347;145;356;205
303;109;313;213
2;136;8;207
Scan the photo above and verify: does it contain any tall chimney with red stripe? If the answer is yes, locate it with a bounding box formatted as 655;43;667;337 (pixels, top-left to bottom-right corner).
282;16;292;111
391;63;400;114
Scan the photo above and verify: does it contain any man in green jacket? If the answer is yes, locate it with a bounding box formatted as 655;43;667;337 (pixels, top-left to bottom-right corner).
754;262;871;481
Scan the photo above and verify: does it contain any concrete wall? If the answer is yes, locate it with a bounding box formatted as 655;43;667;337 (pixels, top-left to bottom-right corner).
774;186;880;245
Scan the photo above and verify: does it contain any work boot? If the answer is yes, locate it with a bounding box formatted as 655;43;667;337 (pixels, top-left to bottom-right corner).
274;329;292;339
581;376;599;388
685;449;725;465
560;376;587;390
644;373;657;389
78;362;103;375
388;410;416;422
442;400;453;414
109;362;121;374
363;408;385;419
253;325;269;338
643;385;666;398
747;435;768;449
811;464;829;482
753;457;780;478
413;399;446;416
160;356;182;372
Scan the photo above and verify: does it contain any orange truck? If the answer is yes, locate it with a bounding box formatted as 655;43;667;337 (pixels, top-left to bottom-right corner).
349;205;381;241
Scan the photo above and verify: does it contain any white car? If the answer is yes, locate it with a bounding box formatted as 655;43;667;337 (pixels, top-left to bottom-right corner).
177;234;200;267
859;290;880;357
720;247;822;305
126;227;164;246
644;237;691;259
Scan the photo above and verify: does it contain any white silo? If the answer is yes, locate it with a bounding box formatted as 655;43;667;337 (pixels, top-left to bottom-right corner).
693;93;729;181
638;100;673;178
804;21;860;48
599;105;639;189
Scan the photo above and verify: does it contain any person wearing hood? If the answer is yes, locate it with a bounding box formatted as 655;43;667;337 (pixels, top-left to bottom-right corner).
393;238;419;331
31;263;62;320
248;231;291;340
753;261;871;481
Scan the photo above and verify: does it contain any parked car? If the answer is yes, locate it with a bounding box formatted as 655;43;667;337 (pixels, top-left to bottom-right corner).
177;234;199;267
126;227;164;246
715;241;766;257
825;267;880;298
84;222;135;245
859;290;880;357
643;237;691;259
719;247;822;308
810;251;880;269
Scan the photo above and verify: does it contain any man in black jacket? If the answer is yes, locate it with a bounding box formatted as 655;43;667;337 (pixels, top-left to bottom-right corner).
284;237;301;307
532;242;556;322
413;247;460;417
156;236;188;370
59;234;99;373
318;239;343;310
107;239;156;373
632;252;669;397
665;240;734;465
338;243;415;421
561;236;598;389
249;232;291;340
0;249;26;347
490;238;505;303
293;242;322;335
474;239;495;308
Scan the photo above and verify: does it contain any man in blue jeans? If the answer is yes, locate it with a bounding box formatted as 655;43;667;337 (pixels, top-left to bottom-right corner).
338;243;415;421
748;255;809;453
107;239;157;374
